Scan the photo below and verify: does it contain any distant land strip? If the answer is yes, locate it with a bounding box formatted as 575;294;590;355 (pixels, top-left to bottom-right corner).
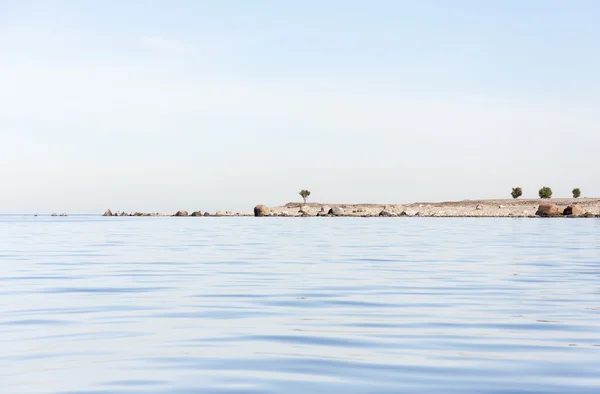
95;198;600;218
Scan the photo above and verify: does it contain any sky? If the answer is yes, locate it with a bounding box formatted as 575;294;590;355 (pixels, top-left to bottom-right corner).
1;0;599;213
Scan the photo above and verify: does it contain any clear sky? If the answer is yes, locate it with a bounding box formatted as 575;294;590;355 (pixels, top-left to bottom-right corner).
1;0;599;213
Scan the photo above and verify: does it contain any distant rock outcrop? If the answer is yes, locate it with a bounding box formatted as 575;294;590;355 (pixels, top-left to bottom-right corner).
379;210;394;217
328;207;344;216
174;210;189;217
563;205;585;216
254;205;270;217
103;209;113;217
191;211;203;216
535;204;562;217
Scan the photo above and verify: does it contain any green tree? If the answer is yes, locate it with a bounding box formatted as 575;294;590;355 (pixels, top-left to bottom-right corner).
299;189;311;204
538;186;552;199
511;187;523;199
572;188;581;198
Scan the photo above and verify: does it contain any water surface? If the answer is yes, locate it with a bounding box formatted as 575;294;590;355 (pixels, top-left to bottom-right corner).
1;216;599;393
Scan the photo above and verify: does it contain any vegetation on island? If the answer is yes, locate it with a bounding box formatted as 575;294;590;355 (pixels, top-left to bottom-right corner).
572;188;581;198
538;186;553;199
511;187;523;199
299;189;311;204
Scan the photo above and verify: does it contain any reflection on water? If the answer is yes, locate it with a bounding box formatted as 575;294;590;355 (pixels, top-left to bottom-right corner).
1;216;599;393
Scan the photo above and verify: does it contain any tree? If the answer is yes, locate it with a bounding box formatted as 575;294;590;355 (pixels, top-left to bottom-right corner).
511;187;523;199
299;189;311;204
538;186;552;199
572;188;581;198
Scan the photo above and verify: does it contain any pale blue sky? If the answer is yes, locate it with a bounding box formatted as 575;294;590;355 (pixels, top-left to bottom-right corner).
1;1;599;213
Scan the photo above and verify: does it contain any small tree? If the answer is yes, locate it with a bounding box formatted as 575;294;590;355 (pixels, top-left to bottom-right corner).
538;186;552;199
572;188;581;198
511;187;523;199
299;189;311;204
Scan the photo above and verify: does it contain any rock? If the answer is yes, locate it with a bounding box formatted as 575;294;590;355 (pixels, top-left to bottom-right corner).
535;204;562;217
191;211;203;216
328;207;344;216
203;212;211;216
59;213;68;217
174;210;189;217
254;205;270;217
379;210;394;217
316;211;327;216
401;208;419;217
563;205;585;216
215;211;224;216
51;213;58;217
133;212;144;216
103;209;113;217
475;204;483;210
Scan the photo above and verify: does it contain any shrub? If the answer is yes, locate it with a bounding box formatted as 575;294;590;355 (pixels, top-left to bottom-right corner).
538;186;552;199
511;187;523;199
572;188;581;198
299;189;311;204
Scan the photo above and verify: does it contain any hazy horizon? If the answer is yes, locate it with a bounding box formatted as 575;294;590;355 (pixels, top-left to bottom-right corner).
2;1;599;214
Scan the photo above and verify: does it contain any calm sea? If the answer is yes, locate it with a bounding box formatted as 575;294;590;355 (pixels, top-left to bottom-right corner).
1;215;599;394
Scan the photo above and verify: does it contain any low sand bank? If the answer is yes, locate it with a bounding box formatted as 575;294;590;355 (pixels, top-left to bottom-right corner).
102;198;600;218
268;198;600;217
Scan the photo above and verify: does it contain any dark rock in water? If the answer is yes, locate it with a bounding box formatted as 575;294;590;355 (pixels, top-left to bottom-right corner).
203;212;211;216
191;211;203;216
563;205;584;216
535;204;562;217
51;213;58;217
133;212;144;216
328;207;344;216
103;209;113;217
379;210;394;217
254;205;270;217
174;210;189;217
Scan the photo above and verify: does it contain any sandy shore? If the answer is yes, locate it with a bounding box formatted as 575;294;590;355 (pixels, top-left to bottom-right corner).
268;198;600;217
101;198;600;218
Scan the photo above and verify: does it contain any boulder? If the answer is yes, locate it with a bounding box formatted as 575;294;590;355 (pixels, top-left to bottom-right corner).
401;209;419;217
215;211;224;216
563;205;585;216
328;207;344;216
51;213;58;217
203;212;211;216
535;204;562;217
254;205;270;217
379;210;394;217
191;211;203;216
103;209;113;217
174;210;189;217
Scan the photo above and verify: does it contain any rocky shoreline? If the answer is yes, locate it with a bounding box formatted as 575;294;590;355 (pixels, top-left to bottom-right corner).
101;198;600;218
